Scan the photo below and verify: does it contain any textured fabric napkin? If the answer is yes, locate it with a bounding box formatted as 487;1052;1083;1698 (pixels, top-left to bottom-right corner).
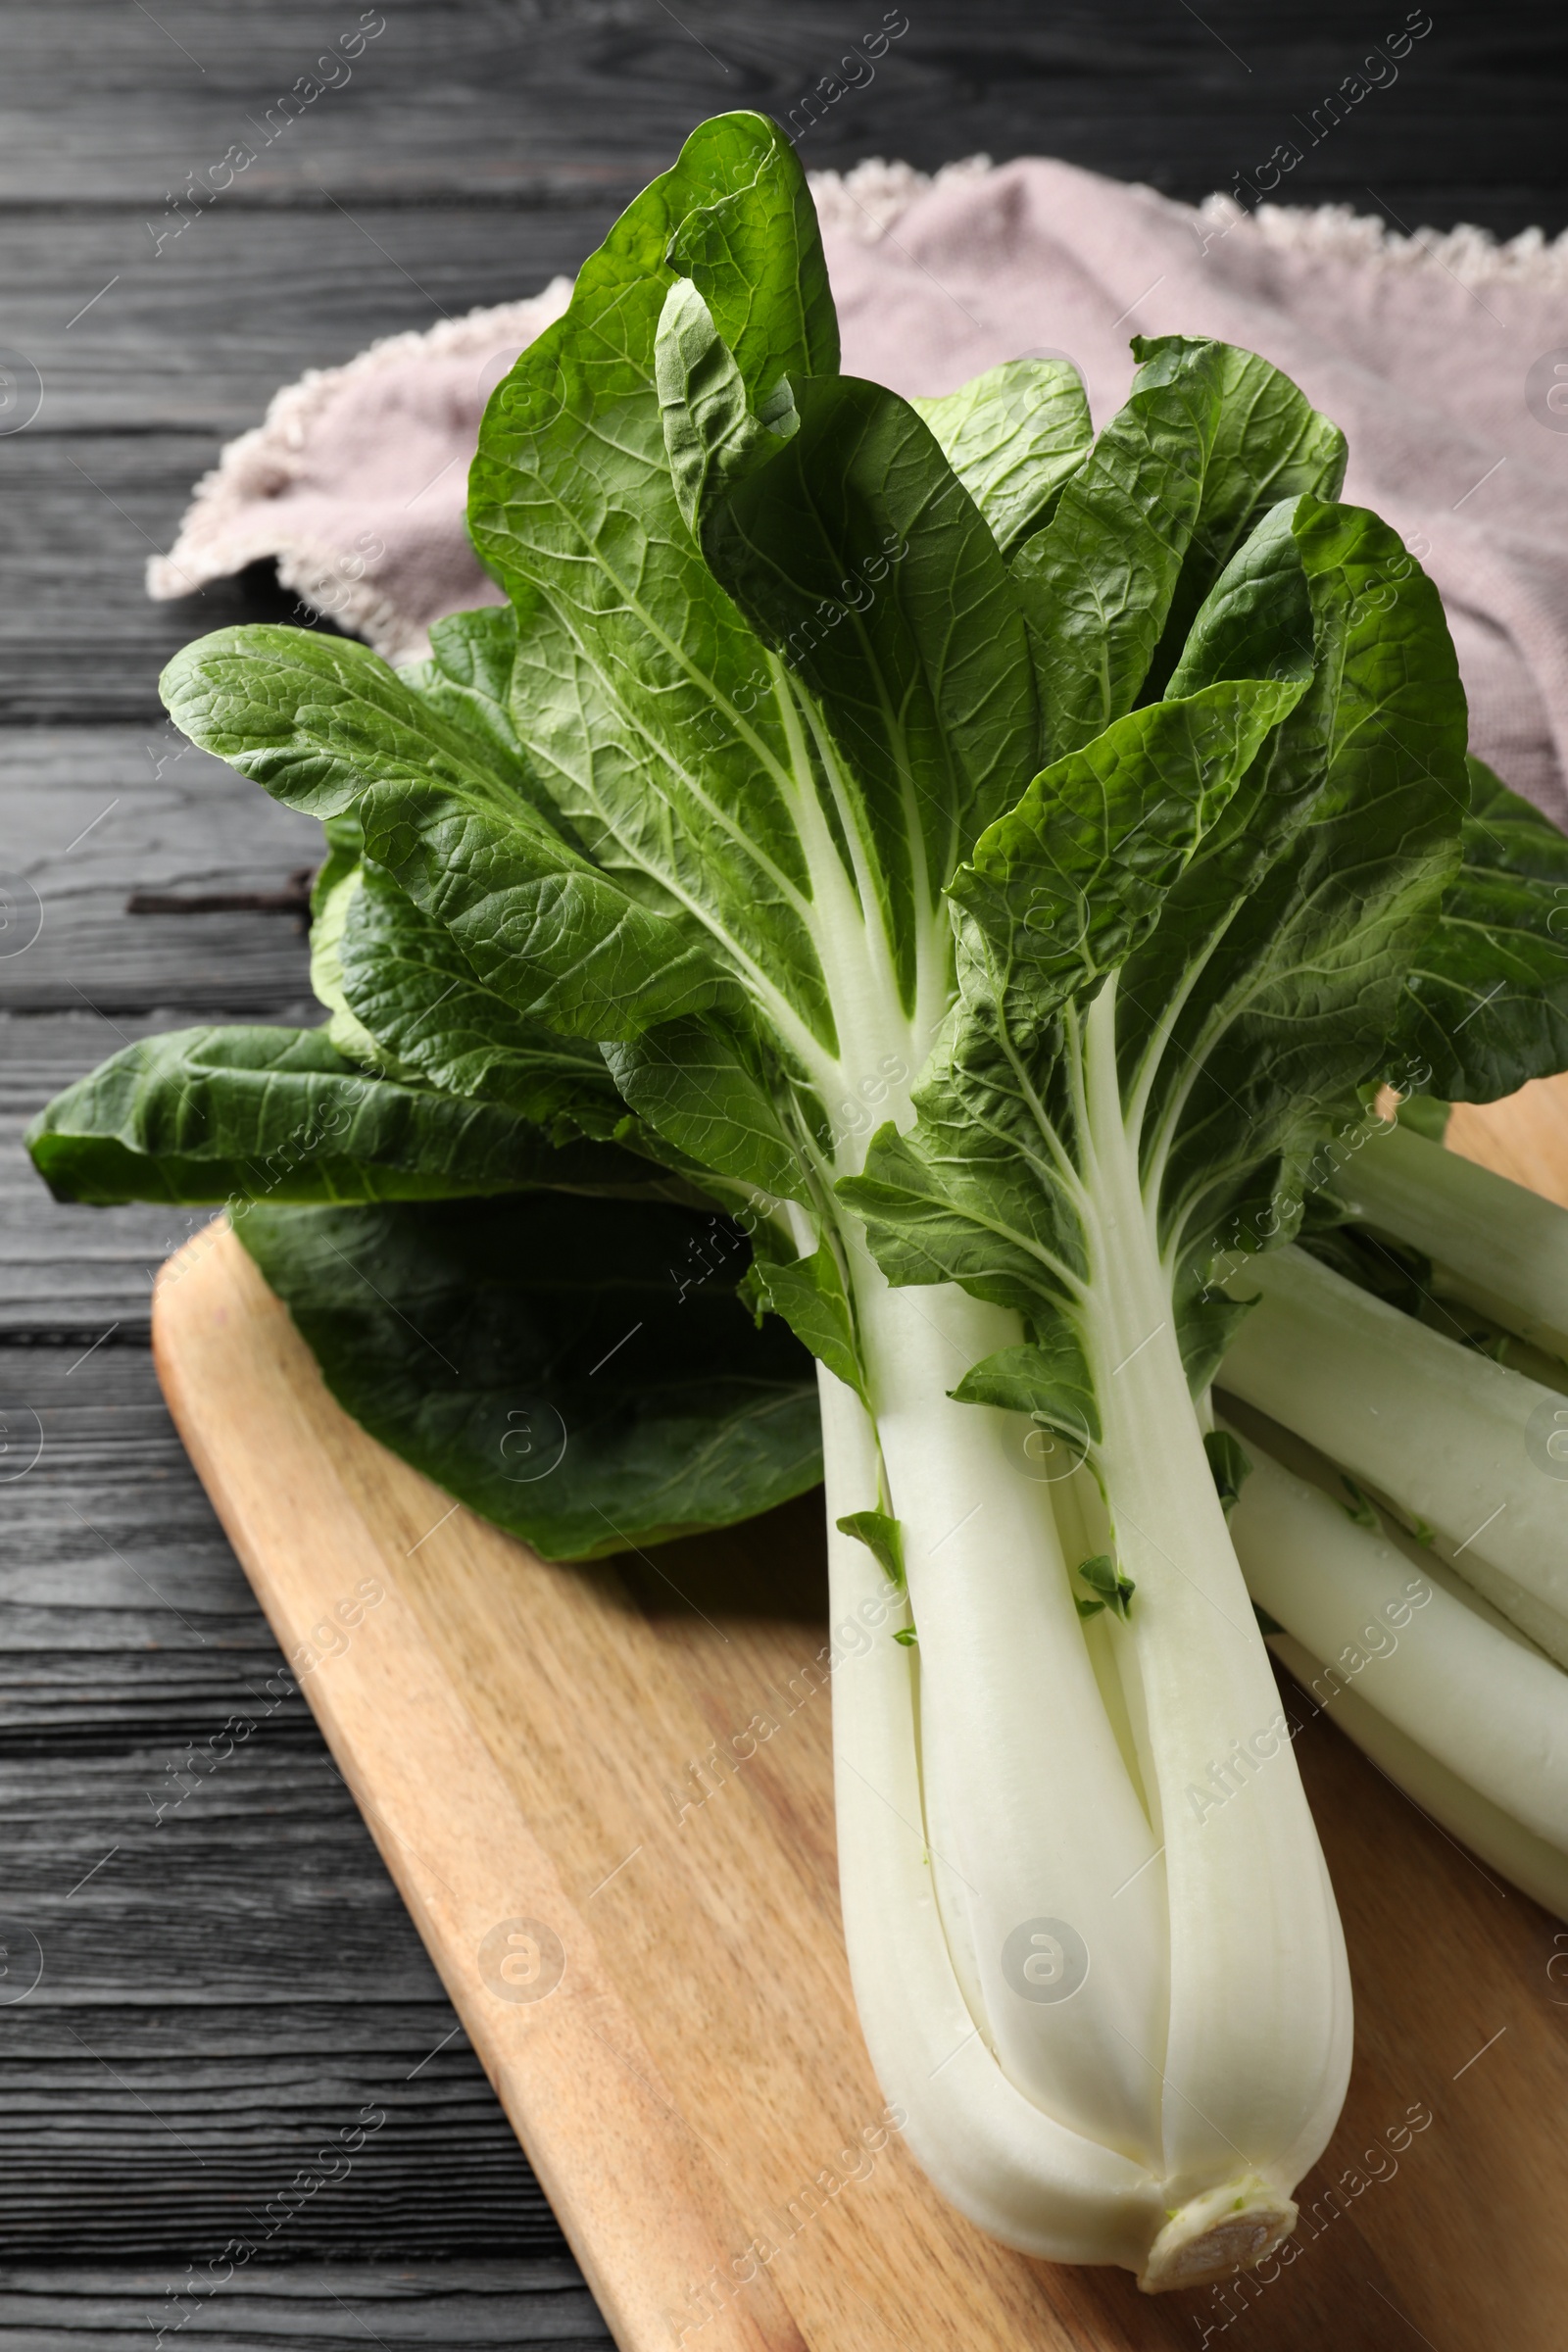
152;155;1568;823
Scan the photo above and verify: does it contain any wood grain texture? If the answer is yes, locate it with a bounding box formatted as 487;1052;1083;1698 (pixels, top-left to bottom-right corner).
0;1339;560;2263
149;1196;1568;2352
2;0;1564;229
0;730;320;1010
0;2260;610;2349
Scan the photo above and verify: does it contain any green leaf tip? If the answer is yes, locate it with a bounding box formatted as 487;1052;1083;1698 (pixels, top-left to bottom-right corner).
836;1509;906;1590
1340;1475;1381;1533
1203;1429;1253;1519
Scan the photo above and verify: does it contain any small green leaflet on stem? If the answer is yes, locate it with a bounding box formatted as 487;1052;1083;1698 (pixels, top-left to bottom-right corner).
836;1509;906;1589
1202;1429;1253;1519
1074;1555;1136;1621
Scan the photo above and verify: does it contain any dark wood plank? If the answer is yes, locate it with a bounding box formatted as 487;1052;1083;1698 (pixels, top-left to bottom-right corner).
0;1019;318;1338
0;436;369;724
1;0;1564;230
5;208;610;433
2;730;320;1009
0;1342;567;2264
0;2024;564;2261
0;2263;608;2349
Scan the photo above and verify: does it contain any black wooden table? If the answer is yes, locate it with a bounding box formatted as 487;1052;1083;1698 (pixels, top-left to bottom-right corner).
3;5;1565;2344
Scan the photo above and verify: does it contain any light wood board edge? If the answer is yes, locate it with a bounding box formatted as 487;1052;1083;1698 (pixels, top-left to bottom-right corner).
151;1219;810;2352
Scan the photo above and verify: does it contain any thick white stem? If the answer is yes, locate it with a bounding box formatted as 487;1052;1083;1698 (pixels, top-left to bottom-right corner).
1227;1435;1568;1849
1332;1122;1568;1362
1268;1633;1568;1923
852;1267;1169;2164
1078;985;1350;2199
1219;1245;1568;1632
818;1355;1166;2268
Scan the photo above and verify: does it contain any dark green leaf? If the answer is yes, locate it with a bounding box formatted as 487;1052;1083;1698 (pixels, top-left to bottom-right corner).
604;1015;808;1204
664;117;839;396
949;1332;1101;1447
396;607;558;814
949;674;1304;1037
1009;337;1228;759
1128;498;1469;1281
1137;338;1346;703
662;299;1042;998
24;1026;663;1207
469;115;852;1050
236;1194;822;1560
338;861;631;1143
161;626;729;1043
1397;756;1568;1102
1011;337;1344;760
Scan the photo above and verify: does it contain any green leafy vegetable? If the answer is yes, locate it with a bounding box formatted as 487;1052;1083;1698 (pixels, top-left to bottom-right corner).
26;105;1568;2296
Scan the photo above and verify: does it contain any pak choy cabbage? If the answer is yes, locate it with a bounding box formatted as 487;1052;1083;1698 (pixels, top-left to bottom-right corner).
30;114;1568;2290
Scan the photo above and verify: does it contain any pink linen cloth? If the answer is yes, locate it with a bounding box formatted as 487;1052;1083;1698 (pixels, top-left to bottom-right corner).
151;155;1568;823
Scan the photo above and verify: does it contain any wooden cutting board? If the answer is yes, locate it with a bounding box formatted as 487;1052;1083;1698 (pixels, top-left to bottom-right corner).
150;1079;1568;2352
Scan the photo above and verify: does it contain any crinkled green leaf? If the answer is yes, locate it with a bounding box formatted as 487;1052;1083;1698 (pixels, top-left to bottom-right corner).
844;496;1466;1417
911;358;1092;556
1396;756;1568;1102
1133;498;1469;1297
603;1015;808;1203
663;121;839;396
1138;338;1346;702
24;1026;664;1207
1009;337;1228;760
947;673;1304;1038
236;1195;822;1560
665;313;1045;998
396;607;557;814
1011;337;1344;760
840;670;1303;1322
161;625;728;1043
338;860;631;1143
468;115;854;1052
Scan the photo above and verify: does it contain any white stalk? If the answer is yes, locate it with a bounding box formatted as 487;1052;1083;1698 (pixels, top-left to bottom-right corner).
1224;1433;1568;1849
818;1350;1166;2271
852;1266;1169;2165
821;1337;1305;2285
1219;1245;1568;1633
1075;983;1349;2202
1332;1121;1568;1361
1267;1633;1568;1923
820;979;1353;2285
